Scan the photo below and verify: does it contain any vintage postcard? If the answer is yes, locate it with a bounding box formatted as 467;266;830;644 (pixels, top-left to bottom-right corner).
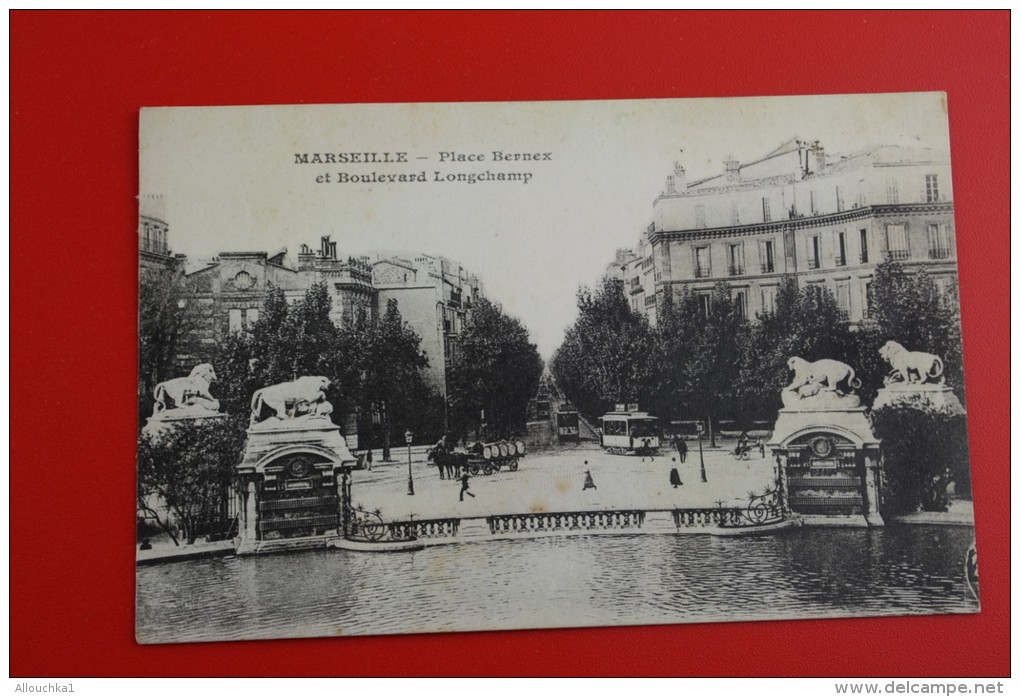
136;94;977;644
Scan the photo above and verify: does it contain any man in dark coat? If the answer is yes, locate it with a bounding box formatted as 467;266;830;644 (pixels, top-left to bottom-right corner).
675;435;688;463
459;472;475;501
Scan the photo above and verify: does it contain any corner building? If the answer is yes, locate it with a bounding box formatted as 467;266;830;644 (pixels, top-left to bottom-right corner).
642;141;957;325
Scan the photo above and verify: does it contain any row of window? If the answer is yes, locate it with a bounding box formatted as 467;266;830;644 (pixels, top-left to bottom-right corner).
670;273;953;326
140;222;169;255
692;223;950;279
690;174;942;229
690;283;865;323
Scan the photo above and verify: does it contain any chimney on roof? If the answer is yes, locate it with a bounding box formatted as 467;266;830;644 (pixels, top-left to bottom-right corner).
724;156;740;182
812;141;827;173
673;161;687;190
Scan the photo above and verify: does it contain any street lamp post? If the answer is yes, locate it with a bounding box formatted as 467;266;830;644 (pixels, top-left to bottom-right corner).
697;421;707;483
405;430;415;496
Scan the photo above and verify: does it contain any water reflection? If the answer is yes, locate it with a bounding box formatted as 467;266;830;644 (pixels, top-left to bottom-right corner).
137;526;978;644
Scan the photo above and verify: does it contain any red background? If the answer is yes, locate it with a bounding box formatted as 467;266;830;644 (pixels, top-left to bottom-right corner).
10;11;1010;677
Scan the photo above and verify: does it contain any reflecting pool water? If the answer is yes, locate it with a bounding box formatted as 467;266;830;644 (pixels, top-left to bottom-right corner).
136;526;978;643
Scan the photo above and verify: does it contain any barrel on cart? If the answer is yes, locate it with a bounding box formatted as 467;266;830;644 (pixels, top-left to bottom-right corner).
428;439;526;475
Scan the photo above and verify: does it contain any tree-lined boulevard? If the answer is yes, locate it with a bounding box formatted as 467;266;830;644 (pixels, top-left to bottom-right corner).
139;257;970;549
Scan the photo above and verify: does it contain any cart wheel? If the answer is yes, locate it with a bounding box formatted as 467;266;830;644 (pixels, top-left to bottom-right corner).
493;463;502;473
471;464;480;475
483;463;493;475
509;460;518;472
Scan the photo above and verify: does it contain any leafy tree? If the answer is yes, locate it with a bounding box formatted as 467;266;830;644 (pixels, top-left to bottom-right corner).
658;283;746;445
138;265;203;425
867;261;964;400
550;279;657;423
872;406;971;515
137;416;247;545
361;299;437;459
449;297;544;440
213;285;444;455
735;277;856;421
214;283;361;424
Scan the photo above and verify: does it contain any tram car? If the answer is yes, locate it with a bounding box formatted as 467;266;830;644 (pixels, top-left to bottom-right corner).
535;394;552;420
599;410;661;455
556;403;580;442
428;439;526;476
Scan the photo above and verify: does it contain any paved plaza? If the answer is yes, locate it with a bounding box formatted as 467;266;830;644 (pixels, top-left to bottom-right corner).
348;441;778;523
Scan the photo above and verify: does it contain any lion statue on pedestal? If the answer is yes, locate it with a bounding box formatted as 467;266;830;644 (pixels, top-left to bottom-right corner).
152;363;220;414
786;357;861;395
781;357;861;409
879;341;944;385
250;376;333;425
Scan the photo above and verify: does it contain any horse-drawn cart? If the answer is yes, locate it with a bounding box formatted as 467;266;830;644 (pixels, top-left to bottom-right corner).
428;440;526;477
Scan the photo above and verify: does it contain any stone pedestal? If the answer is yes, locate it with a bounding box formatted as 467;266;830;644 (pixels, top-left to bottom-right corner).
142;409;227;437
769;404;883;527
235;415;358;555
873;383;965;415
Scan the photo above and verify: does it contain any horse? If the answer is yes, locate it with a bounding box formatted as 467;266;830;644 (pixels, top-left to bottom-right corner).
427;446;470;479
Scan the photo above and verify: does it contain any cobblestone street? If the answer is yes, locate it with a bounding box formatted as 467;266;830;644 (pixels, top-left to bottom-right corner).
348;438;778;523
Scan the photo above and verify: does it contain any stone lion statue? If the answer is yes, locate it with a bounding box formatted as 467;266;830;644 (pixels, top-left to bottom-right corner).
152;363;220;414
880;341;944;385
250;376;332;425
786;357;861;396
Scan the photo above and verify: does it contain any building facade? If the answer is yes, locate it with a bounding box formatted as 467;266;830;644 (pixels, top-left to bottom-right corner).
138;194;177;272
373;252;483;401
621;141;957;326
166;230;482;405
297;237;377;327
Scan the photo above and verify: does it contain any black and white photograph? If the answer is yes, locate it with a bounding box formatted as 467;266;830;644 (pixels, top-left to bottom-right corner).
136;93;977;644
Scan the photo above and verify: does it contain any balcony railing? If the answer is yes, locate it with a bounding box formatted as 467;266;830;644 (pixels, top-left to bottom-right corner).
886;249;910;261
928;247;951;259
727;265;744;277
807;258;820;270
760;263;775;274
694;267;711;279
835;255;846;267
859;252;869;264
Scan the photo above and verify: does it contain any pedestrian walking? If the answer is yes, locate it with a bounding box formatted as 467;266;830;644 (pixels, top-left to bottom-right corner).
677;436;688;463
459;472;475;501
757;437;765;458
669;456;683;488
582;462;597;491
364;448;373;471
640;437;654;462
